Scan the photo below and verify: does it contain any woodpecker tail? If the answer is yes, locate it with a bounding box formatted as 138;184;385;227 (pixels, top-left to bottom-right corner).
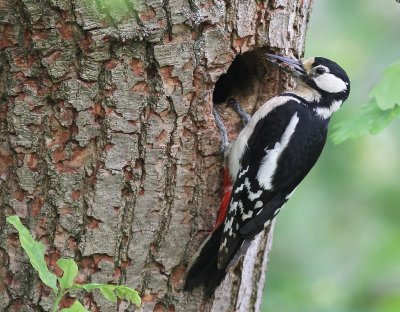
184;168;236;296
184;224;228;297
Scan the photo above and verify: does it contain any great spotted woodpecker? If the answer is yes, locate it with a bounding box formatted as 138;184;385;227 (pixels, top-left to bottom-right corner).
184;54;350;296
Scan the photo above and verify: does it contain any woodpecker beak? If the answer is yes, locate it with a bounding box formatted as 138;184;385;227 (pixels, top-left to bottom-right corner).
266;54;307;78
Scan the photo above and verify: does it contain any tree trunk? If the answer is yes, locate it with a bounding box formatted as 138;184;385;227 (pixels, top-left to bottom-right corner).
0;0;313;311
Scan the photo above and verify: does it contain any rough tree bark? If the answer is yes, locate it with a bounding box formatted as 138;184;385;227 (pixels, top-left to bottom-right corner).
0;0;313;311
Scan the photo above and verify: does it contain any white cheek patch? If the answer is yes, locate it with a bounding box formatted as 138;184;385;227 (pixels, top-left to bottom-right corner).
314;73;347;93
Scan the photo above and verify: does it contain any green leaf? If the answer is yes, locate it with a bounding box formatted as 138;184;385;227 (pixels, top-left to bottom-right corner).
6;216;58;293
57;258;78;289
79;282;102;291
332;61;400;144
331;100;400;144
77;283;141;307
115;285;141;306
370;61;400;110
60;301;89;312
370;104;400;134
99;285;117;302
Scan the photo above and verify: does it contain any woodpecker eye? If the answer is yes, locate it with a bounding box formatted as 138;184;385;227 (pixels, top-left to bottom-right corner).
315;67;326;75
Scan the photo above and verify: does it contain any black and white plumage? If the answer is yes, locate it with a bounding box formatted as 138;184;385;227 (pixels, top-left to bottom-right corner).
184;55;350;296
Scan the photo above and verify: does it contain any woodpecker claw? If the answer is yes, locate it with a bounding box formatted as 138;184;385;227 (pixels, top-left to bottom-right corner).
227;98;251;126
213;107;229;153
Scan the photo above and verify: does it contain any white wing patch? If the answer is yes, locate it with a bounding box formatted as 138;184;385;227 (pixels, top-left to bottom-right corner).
241;210;253;221
273;207;281;216
256;113;300;190
238;166;249;178
227;96;301;181
314;100;343;119
234;177;263;201
234;183;246;194
230;201;238;212
224;216;234;234
285;187;297;200
254;201;263;209
220;238;227;250
248;189;262;201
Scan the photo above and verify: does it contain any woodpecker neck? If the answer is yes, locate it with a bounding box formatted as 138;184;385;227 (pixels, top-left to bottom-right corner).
291;83;321;103
289;82;344;120
312;99;343;119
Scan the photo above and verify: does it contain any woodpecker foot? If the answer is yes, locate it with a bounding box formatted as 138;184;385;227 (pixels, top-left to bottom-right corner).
213;107;229;153
227;98;251;126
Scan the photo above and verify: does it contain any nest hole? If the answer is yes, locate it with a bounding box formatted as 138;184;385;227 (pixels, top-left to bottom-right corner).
212;48;275;113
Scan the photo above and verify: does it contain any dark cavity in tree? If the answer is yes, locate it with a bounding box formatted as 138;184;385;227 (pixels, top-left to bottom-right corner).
212;48;270;105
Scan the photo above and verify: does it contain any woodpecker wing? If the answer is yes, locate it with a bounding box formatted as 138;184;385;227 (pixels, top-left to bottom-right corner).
218;99;328;268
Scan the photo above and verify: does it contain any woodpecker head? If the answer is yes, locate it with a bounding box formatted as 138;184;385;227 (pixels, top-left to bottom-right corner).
266;54;350;118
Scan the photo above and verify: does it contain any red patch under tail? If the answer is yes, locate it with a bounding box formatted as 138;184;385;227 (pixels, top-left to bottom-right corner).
215;167;232;228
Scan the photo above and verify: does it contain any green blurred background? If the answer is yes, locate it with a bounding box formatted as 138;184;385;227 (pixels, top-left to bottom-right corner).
262;1;400;311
